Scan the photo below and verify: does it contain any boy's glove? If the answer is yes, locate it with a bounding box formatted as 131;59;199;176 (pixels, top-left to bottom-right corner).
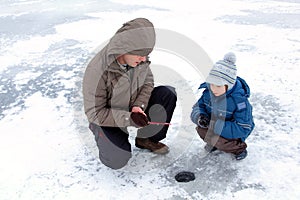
198;114;209;128
130;112;149;128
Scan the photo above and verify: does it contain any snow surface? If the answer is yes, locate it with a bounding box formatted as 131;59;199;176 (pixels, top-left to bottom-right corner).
1;0;300;199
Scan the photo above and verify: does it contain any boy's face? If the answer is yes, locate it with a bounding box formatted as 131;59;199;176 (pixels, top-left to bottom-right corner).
117;54;147;67
210;84;226;96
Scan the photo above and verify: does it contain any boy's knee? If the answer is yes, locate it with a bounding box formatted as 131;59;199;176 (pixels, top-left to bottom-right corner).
196;126;207;139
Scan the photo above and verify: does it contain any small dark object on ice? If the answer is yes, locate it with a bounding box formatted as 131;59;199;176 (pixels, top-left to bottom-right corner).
175;171;195;182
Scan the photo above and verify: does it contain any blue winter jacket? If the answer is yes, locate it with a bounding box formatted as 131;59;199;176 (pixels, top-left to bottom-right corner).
190;77;255;141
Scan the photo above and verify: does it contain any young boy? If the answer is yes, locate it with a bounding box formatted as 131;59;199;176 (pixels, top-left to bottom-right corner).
190;52;255;160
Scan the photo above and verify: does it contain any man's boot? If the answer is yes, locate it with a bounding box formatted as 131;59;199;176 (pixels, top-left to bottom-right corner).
135;138;169;154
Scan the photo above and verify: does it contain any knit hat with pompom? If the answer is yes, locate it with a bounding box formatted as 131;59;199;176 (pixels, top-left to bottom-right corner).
206;52;237;90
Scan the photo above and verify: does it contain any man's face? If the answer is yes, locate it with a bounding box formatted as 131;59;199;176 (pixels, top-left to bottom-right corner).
118;54;147;67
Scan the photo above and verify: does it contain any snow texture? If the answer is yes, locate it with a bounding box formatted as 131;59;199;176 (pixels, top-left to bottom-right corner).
1;0;300;199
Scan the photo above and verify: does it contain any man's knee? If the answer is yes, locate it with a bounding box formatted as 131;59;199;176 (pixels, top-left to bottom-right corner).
154;86;177;100
90;124;132;169
99;151;132;170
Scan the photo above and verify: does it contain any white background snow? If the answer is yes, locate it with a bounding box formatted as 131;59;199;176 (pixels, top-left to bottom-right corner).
0;0;300;199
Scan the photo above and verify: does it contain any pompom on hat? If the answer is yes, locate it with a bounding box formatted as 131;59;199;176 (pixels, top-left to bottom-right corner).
206;52;237;90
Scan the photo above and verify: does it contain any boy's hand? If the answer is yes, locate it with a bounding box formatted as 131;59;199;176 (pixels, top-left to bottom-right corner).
198;115;209;128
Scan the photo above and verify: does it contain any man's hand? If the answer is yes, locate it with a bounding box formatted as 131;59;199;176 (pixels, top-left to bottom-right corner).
131;106;144;113
130;112;149;128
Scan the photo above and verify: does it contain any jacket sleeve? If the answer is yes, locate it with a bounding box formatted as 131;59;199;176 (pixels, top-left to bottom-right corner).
131;65;154;110
83;66;131;127
190;102;200;125
214;98;254;140
190;90;210;125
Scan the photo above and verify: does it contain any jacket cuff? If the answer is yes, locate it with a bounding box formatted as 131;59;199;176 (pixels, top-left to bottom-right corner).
131;104;145;111
124;112;132;127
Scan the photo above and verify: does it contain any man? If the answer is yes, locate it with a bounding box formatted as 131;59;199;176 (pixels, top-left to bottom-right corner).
82;18;177;169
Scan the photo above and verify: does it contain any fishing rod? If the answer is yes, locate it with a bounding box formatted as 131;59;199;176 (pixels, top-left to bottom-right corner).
148;122;172;126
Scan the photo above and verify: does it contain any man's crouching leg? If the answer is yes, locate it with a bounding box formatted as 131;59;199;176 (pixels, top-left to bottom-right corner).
89;123;132;170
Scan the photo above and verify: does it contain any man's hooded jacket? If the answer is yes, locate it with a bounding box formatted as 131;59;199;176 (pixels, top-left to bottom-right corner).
83;18;155;127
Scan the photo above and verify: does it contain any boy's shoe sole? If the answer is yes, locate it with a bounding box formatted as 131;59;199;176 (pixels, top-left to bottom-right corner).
204;144;217;153
235;149;248;160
